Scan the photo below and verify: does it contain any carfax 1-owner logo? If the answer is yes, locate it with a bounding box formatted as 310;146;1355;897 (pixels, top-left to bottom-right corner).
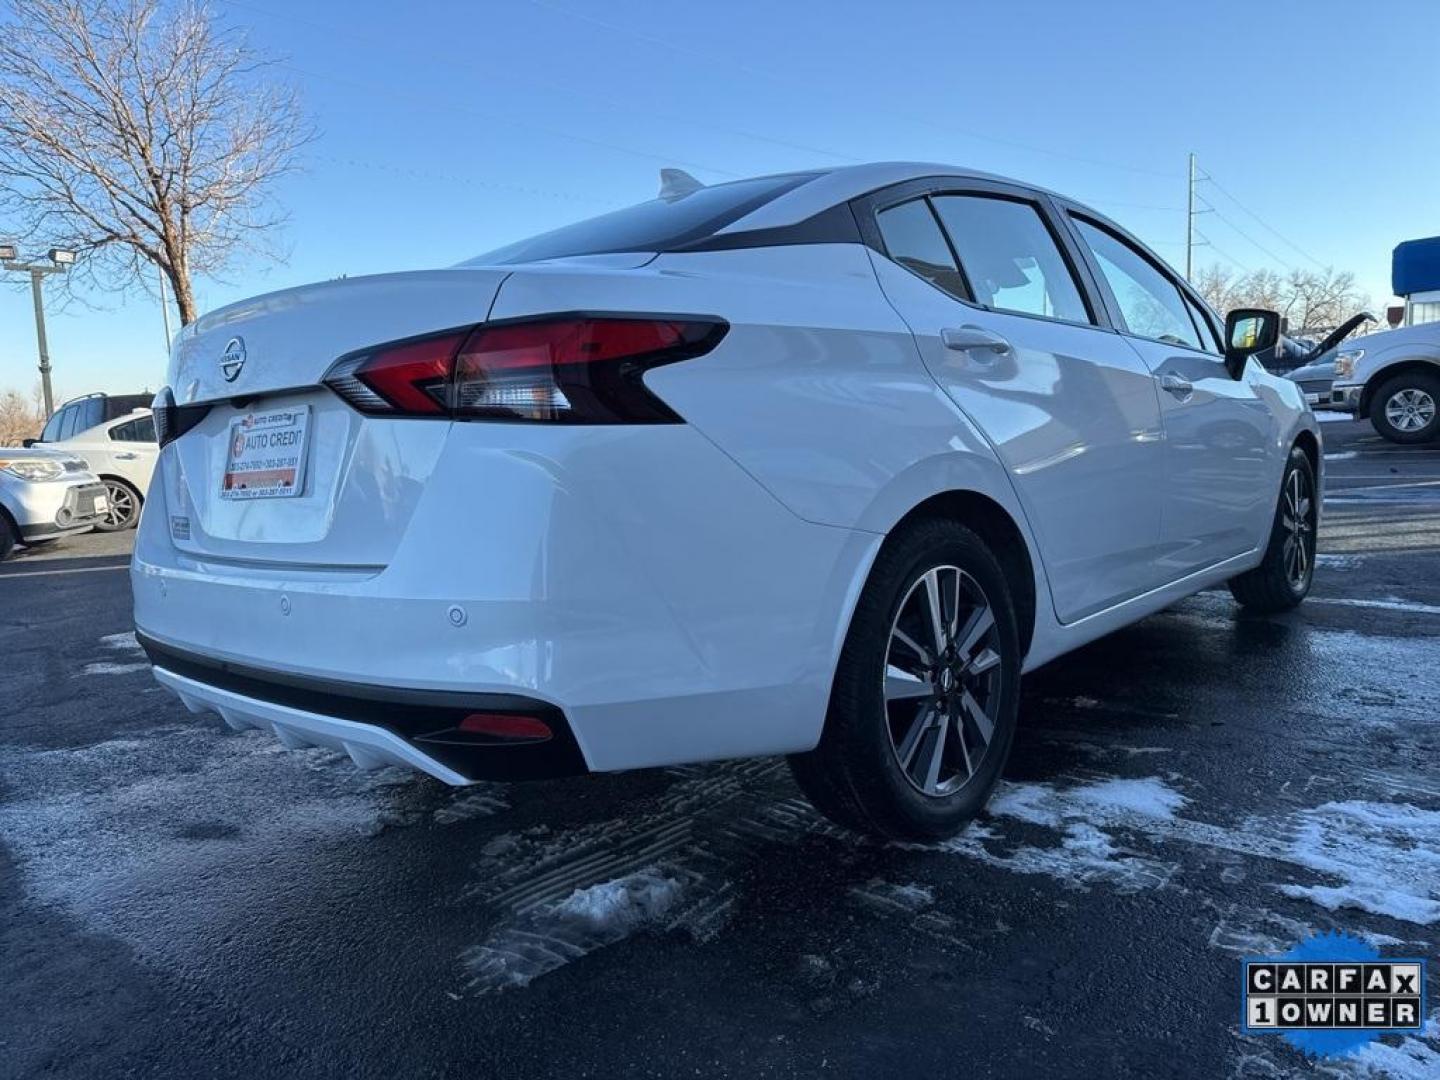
1243;930;1427;1058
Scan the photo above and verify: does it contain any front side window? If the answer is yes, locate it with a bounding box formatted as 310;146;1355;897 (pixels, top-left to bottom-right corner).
39;408;66;442
1183;293;1222;354
931;195;1091;323
875;198;968;298
1073;219;1201;349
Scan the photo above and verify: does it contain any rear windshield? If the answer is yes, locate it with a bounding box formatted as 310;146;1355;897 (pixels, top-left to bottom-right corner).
460;172;823;266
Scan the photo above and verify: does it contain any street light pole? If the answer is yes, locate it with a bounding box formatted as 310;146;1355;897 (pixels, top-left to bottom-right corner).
29;269;55;416
1;246;74;417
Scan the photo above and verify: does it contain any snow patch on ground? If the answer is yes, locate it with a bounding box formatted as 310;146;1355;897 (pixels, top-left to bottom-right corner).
1315;553;1367;570
934;820;1176;894
461;869;688;992
988;776;1187;829
433;785;510;824
80;661;151;676
1239;1014;1440;1079
1267;801;1440;925
1309;595;1440;616
78;631;150;675
0;725;426;959
1329;1016;1440;1079
100;631;142;651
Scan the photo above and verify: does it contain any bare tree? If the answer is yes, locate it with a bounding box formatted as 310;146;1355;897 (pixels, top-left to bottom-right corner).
1195;263;1369;334
0;0;311;325
0;386;45;445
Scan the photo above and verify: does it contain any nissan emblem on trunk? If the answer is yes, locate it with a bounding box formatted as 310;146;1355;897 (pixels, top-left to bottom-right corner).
220;336;246;382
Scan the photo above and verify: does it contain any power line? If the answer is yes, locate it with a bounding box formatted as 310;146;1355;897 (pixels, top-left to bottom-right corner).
1200;171;1327;269
1204;206;1298;273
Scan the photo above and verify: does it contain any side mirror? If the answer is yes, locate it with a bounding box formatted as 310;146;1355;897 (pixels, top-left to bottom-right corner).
21;438;37;448
1224;308;1282;379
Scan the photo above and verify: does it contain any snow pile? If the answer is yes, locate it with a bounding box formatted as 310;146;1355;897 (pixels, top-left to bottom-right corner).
462;869;686;992
553;871;683;934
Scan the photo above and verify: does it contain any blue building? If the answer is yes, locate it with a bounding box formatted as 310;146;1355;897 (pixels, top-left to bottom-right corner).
1392;237;1440;326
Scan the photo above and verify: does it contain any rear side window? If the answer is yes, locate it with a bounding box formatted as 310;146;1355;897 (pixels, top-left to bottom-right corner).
1073;218;1202;349
931;195;1091;324
461;172;821;266
110;416;156;443
875;199;968;298
76;398;104;434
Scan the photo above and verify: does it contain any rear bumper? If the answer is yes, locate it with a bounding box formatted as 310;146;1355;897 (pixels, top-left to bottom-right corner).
132;423;879;774
139;632;588;783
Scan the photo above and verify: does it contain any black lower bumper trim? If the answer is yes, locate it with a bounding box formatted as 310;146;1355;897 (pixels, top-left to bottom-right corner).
136;631;588;782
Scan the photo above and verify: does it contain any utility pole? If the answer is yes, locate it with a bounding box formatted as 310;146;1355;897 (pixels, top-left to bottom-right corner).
1186;152;1196;282
1;245;75;417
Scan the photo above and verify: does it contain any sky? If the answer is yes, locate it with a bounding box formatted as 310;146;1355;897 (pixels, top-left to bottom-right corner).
3;0;1439;401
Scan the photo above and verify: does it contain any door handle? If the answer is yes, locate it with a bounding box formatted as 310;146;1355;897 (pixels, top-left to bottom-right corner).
941;325;1012;356
114;452;139;460
1159;374;1194;398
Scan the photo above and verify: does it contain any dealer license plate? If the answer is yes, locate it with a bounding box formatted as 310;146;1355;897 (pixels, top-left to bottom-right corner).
220;407;311;500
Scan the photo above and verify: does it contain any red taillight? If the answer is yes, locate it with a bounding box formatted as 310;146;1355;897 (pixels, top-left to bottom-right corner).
323;316;726;423
458;713;553;741
324;330;467;417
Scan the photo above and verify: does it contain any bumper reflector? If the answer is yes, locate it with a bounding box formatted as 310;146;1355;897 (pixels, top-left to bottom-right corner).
458;713;553;741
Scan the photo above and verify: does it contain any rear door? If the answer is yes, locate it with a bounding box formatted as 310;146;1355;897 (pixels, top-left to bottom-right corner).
1062;212;1275;574
103;414;160;495
861;179;1168;624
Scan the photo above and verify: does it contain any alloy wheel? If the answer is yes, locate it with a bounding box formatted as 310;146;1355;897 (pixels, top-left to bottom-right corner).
1280;467;1314;590
102;481;138;529
1384;388;1436;433
882;565;1003;797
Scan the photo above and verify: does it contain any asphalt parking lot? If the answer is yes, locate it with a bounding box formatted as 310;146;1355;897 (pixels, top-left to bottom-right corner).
2;417;1437;1080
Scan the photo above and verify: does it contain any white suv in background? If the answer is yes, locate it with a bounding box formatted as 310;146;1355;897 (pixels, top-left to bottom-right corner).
32;393;158;530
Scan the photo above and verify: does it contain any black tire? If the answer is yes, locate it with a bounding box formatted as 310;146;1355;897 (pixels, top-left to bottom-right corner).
1227;446;1317;613
788;518;1021;840
1368;371;1440;444
95;478;142;532
0;515;15;561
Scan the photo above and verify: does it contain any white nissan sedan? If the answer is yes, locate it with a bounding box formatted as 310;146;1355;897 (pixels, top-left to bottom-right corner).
132;163;1319;839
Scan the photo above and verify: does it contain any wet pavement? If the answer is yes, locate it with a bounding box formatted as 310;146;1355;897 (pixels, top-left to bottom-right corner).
2;416;1437;1079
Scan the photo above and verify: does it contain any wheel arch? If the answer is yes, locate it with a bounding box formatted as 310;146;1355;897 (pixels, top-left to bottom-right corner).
1359;357;1440;414
1291;427;1320;476
886;489;1038;659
